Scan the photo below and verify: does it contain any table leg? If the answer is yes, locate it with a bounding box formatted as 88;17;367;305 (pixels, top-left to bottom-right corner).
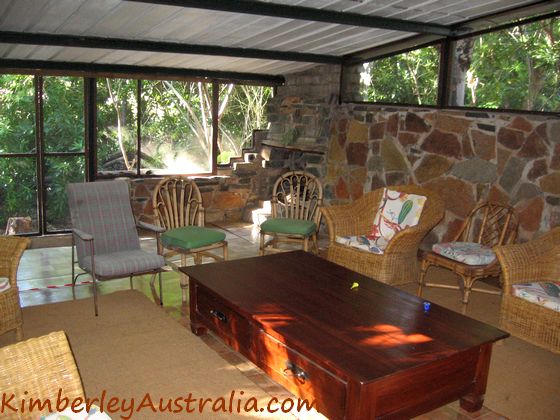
460;343;492;412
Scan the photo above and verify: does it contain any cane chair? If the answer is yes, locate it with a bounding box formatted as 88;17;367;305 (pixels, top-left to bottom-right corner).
417;201;518;313
322;185;444;285
0;236;30;341
152;176;228;304
494;227;560;354
0;331;85;419
259;171;323;255
67;180;165;316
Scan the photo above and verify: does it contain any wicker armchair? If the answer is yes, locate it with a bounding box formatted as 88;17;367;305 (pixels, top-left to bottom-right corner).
0;236;30;341
322;185;444;285
494;227;560;354
0;331;85;419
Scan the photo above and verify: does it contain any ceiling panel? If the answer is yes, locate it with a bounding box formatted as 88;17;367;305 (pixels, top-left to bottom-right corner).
0;0;555;79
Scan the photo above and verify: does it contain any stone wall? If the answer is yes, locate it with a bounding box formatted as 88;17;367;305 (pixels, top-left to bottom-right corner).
324;105;560;242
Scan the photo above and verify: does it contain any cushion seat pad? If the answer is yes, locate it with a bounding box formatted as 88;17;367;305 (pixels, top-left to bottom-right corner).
432;241;496;266
512;282;560;312
161;226;226;250
81;250;165;278
260;218;317;236
335;235;386;254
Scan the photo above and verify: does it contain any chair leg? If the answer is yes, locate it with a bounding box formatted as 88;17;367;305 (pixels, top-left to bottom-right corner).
92;275;99;317
259;232;266;256
416;259;430;297
180;274;189;306
158;272;163;306
129;275;134;290
461;276;474;314
15;325;23;342
303;237;309;252
223;243;229;261
311;233;319;254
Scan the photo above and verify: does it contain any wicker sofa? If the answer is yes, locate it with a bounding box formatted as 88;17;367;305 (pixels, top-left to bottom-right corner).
0;331;85;419
0;236;30;341
494;227;560;354
322;185;444;285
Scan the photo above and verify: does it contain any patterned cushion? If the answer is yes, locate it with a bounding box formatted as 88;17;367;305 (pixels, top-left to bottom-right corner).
369;188;426;249
162;226;226;250
0;277;10;292
512;282;560;312
81;250;165;278
260;218;317;236
335;235;386;254
432;242;496;266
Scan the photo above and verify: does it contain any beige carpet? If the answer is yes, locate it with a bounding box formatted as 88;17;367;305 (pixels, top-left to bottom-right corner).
400;269;560;420
0;291;303;420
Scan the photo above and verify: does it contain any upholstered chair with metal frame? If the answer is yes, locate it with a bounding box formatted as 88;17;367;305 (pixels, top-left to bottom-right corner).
0;236;30;341
417;201;518;313
152;176;228;304
67;180;165;316
323;185;444;285
259;171;323;255
494;227;560;354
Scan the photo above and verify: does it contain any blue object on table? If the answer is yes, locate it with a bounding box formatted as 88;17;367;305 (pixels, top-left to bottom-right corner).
423;301;431;312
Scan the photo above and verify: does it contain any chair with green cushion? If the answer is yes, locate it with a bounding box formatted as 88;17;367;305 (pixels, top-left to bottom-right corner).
152;177;228;304
259;171;323;255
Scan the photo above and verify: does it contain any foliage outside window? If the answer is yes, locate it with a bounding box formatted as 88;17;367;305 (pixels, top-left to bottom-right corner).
359;45;440;105
97;79;272;176
449;17;560;112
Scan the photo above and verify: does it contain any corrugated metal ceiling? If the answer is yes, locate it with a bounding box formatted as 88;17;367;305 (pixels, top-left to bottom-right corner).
0;0;557;82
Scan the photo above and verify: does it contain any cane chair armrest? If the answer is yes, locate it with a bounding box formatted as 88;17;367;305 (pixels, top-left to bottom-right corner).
322;204;363;240
137;221;166;233
0;237;30;287
494;230;560;286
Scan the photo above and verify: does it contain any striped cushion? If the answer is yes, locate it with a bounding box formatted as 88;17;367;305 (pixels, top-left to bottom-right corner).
512;282;560;312
81;250;165;278
0;277;10;292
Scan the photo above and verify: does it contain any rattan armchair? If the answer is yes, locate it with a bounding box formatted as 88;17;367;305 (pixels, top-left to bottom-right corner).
322;185;444;285
0;236;30;341
0;331;85;419
494;227;560;354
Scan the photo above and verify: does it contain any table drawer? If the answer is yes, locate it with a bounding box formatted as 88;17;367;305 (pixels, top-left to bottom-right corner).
195;288;252;353
257;331;347;420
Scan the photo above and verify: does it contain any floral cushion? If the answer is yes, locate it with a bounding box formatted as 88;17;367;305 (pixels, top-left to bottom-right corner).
432;242;496;266
335;235;386;254
369;188;426;249
511;282;560;312
0;277;10;293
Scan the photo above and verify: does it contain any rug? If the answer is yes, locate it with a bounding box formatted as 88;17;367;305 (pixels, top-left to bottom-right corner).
0;291;312;420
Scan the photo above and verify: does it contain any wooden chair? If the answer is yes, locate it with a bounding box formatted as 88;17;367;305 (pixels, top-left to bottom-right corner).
0;331;85;419
152;176;228;304
67;180;166;316
259;171;323;255
494;227;560;354
0;236;30;341
417;201;518;313
322;185;444;285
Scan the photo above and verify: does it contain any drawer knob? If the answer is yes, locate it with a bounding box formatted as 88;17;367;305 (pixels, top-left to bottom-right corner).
284;360;309;383
210;309;228;323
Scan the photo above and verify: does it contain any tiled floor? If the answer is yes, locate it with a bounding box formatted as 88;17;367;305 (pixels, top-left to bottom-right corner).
17;222;507;420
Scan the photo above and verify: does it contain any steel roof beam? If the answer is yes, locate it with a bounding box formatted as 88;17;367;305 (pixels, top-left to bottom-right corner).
126;0;454;36
0;31;342;65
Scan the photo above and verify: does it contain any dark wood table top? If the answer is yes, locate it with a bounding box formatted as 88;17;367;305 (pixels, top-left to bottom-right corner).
182;251;508;383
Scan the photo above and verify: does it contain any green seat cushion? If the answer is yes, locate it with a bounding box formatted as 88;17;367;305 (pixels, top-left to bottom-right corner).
161;226;226;250
260;218;317;236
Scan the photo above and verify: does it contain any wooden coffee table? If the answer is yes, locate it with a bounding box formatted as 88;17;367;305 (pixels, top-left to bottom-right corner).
182;251;508;419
